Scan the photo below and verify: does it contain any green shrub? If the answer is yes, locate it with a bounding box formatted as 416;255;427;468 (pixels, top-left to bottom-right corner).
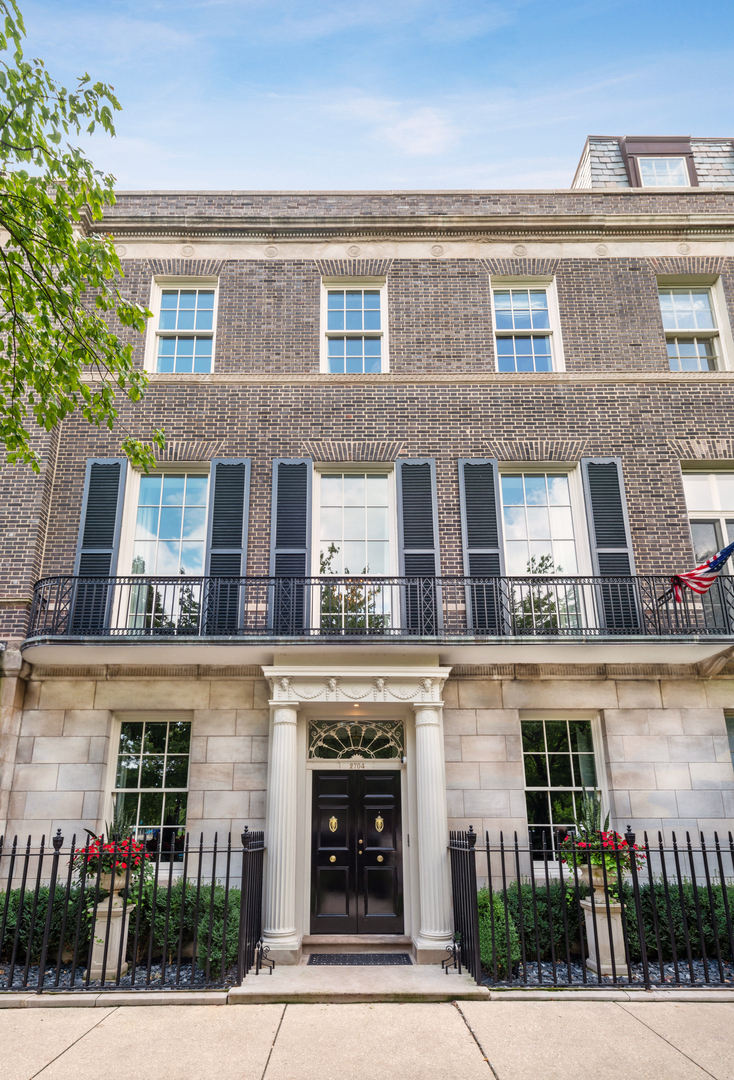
477;887;521;976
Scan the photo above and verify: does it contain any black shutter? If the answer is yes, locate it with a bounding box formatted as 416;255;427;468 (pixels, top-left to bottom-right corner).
205;459;250;633
396;459;440;633
73;458;126;632
270;459;312;633
581;457;639;629
458;459;504;631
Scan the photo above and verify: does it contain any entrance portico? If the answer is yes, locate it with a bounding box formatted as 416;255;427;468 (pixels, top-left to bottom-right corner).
261;663;453;964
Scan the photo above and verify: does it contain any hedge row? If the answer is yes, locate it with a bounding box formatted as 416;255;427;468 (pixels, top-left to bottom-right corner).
0;880;242;972
478;879;734;970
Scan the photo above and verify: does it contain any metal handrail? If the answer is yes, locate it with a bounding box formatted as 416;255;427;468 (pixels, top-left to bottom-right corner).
25;573;734;640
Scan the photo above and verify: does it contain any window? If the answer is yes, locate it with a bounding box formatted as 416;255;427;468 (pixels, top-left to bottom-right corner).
492;282;563;372
322;279;387;373
146;280;218;373
682;472;734;567
638;157;690;187
726;714;734;771
113;717;190;859
522;716;599;856
131;472;209;576
318;472;392;575
501;472;578;574
659;288;720;371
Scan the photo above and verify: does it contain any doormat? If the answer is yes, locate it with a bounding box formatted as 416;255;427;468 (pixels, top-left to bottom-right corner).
308;953;413;966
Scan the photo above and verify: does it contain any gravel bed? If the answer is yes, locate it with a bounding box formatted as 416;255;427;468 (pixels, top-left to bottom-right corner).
0;961;238;991
482;957;734;988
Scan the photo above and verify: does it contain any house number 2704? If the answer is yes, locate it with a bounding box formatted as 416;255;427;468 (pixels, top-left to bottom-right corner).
349;761;365;769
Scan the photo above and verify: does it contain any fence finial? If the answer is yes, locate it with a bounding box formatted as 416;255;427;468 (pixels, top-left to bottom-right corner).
625;824;636;847
241;826;250;849
52;828;63;851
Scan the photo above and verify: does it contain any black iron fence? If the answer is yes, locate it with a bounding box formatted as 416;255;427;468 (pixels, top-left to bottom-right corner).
0;828;270;993
449;827;734;989
27;573;734;640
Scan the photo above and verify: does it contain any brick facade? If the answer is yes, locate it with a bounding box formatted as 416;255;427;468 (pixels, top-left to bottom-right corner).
2;171;734;859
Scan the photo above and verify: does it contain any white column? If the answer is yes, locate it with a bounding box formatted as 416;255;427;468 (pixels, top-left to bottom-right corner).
262;702;301;963
413;702;452;959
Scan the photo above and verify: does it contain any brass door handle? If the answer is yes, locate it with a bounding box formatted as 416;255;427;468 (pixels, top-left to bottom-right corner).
377;855;384;863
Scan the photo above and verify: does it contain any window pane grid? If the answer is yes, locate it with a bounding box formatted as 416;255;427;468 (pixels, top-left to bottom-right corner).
327;336;382;374
157;289;214;373
327;289;381;332
522;718;598;856
494;289;550;331
496;335;552;372
638;157;689;186
501;472;577;574
132;473;209;576
659;289;716;332
667;338;717;371
113;720;191;860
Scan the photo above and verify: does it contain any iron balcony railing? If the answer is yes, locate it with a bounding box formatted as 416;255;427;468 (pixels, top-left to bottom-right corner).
26;572;734;641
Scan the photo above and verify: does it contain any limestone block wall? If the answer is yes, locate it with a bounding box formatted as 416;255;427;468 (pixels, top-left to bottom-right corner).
444;670;734;845
4;669;270;845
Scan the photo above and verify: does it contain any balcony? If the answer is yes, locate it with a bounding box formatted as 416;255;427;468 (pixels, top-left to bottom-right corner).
22;574;734;666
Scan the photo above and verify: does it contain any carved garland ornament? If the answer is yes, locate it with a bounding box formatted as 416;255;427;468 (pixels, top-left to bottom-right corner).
270;674;442;702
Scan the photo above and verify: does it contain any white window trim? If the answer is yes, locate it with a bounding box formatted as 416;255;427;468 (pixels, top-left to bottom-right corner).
637;156;691;187
489;275;566;374
657;277;734;371
310;463;399;577
520;709;610;848
144;276;220;374
319;276;389;374
497;463;592;576
104;711;194;849
117;463;211;578
681;468;734;573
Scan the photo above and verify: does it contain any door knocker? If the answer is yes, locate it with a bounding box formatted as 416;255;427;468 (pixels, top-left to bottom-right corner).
375;815;384;833
329;816;338;833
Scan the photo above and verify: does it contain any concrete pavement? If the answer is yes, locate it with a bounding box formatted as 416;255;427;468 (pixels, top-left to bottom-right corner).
1;1000;732;1080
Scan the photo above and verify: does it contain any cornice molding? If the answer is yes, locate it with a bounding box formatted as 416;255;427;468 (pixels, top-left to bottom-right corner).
95;212;734;244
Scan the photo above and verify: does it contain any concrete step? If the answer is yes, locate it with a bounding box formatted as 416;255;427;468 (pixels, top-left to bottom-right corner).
302;934;412;954
229;963;489;1004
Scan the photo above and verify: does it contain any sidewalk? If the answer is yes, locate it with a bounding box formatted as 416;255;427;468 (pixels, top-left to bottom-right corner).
2;999;733;1080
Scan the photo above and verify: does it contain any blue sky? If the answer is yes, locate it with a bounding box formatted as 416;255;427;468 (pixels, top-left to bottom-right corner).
23;0;734;190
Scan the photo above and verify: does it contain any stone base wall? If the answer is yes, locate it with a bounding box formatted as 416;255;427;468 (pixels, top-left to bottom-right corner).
3;670;270;844
3;667;734;847
444;673;734;843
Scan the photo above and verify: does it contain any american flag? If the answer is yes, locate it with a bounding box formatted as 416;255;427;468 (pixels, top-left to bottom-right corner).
670;539;734;603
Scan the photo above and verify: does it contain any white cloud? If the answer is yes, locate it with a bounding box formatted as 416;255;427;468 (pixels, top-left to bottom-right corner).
329;96;460;155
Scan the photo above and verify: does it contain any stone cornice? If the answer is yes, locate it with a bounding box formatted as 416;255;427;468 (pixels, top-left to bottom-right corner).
95;211;734;244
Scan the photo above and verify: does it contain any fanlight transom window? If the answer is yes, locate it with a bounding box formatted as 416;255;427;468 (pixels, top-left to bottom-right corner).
308;720;404;759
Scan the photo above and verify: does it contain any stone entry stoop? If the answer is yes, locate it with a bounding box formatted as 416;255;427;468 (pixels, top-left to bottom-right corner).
228;964;489;1004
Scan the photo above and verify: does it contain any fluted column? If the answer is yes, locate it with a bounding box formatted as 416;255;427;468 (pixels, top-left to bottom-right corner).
262;701;301;962
413;702;452;958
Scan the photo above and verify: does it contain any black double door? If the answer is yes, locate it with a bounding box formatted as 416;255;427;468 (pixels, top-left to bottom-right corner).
311;770;403;935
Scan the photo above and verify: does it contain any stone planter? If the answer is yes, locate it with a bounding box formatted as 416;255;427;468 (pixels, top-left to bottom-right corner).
580;891;628;977
577;864;617;892
88;871;132;981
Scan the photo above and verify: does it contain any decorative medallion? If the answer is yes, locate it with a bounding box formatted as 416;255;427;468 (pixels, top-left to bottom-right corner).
512;244;527;257
264;245;278;258
595;244;609;257
329;816;338;833
347;244;361;257
181;245;194;257
375;815;384;833
309;719;404;760
677;242;691;255
430;244;444;257
115;245;127;257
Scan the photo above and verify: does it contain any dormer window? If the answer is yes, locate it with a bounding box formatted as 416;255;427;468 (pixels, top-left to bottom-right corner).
638;157;690;187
